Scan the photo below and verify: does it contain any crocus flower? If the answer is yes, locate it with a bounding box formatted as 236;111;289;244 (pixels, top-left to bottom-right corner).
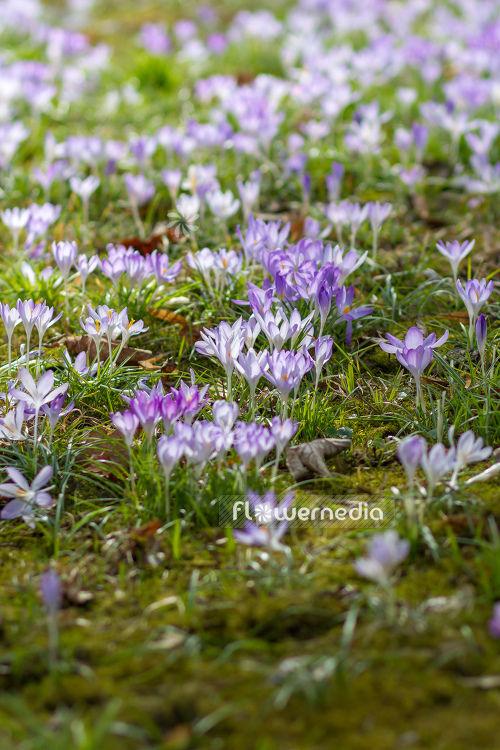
324;201;349;243
75;254;99;297
0;402;27;441
335;286;373;345
233;422;276;471
449;429;492;488
1;207;30;250
421;442;456;498
110;410;139;448
235;348;267;415
263;350;303;415
456;278;494;346
234;490;293;553
213;400;239;431
396;346;433;411
368;201;392;260
125;173;155;238
237;178;260;223
436;239;475;287
126;391;163;442
488;603;500;638
41;393;74;439
379;326;449;355
345;202;369;250
52;240;78;283
10;369;68;449
34;304;62;357
354;530;409;585
475;313;487;372
0;465;53;525
0;303;21;371
70;175;100;224
147;250;182;286
207;189;240;220
270;416;297;467
125;173;155;206
157;434;185;480
40;570;62;615
17;298;42;364
313;335;333;389
397;435;426;486
172;378;209;424
162;168;182;201
195;318;246;399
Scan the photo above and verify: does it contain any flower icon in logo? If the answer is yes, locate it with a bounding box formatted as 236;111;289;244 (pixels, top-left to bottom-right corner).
167;194;200;238
254;503;273;524
167;209;199;238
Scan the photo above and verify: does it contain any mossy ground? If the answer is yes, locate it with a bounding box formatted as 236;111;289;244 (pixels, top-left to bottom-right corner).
2;1;500;748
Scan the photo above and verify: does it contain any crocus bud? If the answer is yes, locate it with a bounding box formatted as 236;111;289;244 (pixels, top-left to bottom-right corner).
40;570;62;615
397;435;426;484
476;313;487;359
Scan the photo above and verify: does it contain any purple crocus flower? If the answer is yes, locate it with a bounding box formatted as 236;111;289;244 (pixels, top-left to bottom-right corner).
162;169;182;201
335;286;373;345
396;346;433;411
70;175;100;224
488;603;500;639
379;326;449;354
397;435;426;486
421;442;456;498
345;202;369;250
456;278;494;346
233;422;276;471
313;336;333;389
476;314;487;369
0;465;53;525
270;416;297;465
325;162;344;202
172;379;209;424
213;400;239;431
234;490;294;553
263;350;303;415
40;570;63;617
157;434;185;479
110;410;139;449
75;254;99;297
324;201;349;243
235;349;267;415
140;22;171;55
41;393;74;438
17;298;42;364
354;530;409;585
40;570;62;615
52;240;78;283
195;318;246;399
435;239;475;286
449;428;492;488
368;201;392;260
0;303;21;371
126;391;162;443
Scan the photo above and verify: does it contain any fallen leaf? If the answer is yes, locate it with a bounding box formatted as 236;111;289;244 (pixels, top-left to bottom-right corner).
77;428;129;477
435;311;470;322
118;232;166;256
286;438;352;480
421;375;450;388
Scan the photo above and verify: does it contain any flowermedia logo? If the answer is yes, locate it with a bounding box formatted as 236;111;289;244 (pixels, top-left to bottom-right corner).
219;493;396;530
